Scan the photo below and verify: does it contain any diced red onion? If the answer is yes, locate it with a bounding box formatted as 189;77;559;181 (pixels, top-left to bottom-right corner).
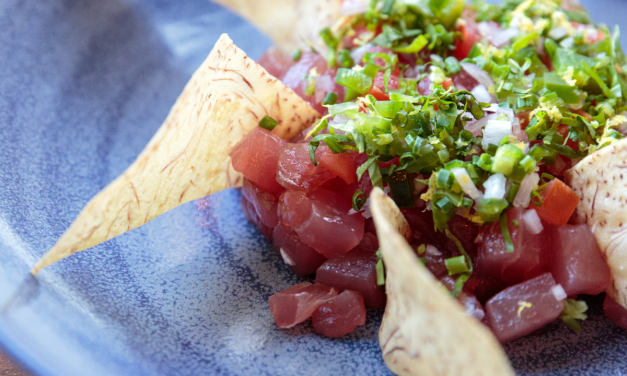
350;44;370;66
471;85;492;103
314;74;336;103
522;209;544;234
483;173;507;199
547;154;567;175
466;113;497;136
551;284;568;301
511;116;529;143
451;167;482;200
340;0;369;16
461;63;495;91
513;172;539;208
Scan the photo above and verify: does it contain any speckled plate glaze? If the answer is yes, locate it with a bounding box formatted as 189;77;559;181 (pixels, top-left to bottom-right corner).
1;0;627;375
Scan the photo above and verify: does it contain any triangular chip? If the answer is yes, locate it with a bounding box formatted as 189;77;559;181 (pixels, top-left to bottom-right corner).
32;34;320;274
211;0;343;54
566;139;627;308
369;187;514;376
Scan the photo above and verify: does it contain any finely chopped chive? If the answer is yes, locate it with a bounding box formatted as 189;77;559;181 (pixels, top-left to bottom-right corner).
258;115;278;131
352;190;367;211
322;92;339;105
500;212;515;253
445;255;469;275
292;49;302;62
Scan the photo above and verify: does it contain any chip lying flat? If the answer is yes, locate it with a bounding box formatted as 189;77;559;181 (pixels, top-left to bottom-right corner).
32;34;319;275
566;139;627;309
211;0;342;54
369;187;514;376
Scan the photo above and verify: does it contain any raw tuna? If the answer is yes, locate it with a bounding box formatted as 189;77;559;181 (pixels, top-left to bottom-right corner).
268;282;338;328
277;190;312;227
351;233;379;255
451;69;479;91
312;290;367;338
401;207;442;249
295;198;365;258
417;76;433;95
476;208;548;285
464;272;507;305
446;215;479;257
230;127;286;193
604;295;627;330
241;179;279;228
281;52;338;113
550;224;611;296
458;292;486;321
315;249;386;309
277;143;336;191
315;143;357;184
486;273;564;343
258;46;293;79
241;196;273;241
272;224;327;277
369;69;399;101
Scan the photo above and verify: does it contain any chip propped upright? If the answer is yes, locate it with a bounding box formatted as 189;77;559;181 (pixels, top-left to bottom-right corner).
32;34;320;274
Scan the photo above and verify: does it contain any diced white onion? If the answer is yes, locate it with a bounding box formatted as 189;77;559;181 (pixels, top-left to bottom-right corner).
451;167;482;200
471;85;492;103
482;120;513;150
466;113;497;137
547;154;567;175
552;284;568;301
522;209;544;234
513;172;539;208
329;114;350;127
340;0;369;15
461;63;495;91
483;173;507;199
425;245;441;256
548;26;569;40
350;43;371;65
492;28;520;47
280;248;296;266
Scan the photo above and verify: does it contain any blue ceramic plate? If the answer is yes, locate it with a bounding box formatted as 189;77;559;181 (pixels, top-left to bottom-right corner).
2;1;627;375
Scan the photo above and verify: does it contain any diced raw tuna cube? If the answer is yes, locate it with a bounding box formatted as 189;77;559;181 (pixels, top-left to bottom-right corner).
464;272;507;305
277;190;312;227
241;179;279;228
241;196;273;241
604;295;627;330
276;143;335;191
486;273;564;343
272;224;327;277
312;290;367;338
549;224;611;296
268;282;338;328
230;127;286;193
257;46;293;80
315;143;356;185
315;249;386;309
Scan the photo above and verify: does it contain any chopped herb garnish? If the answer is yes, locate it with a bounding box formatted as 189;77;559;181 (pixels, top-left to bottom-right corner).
258;115;278;131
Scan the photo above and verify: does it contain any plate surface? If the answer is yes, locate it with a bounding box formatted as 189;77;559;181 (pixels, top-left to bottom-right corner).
1;0;627;375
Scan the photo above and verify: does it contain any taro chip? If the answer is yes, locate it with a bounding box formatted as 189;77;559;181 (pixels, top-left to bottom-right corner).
369;187;514;376
32;34;319;274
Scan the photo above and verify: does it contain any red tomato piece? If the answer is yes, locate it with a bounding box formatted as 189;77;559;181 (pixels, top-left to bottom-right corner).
277;143;336;191
486;273;564;343
476;208;548;285
549;224;611;296
604;295;627;330
557;124;579;151
241;195;274;241
455;21;481;61
295;199;365;258
315;249;386;309
230;127;287;193
312;290;367;338
268;282;339;328
368;69;399;101
257;46;294;80
315;143;357;184
272;224;327;277
531;179;580;225
277;190;312;227
241;179;280;228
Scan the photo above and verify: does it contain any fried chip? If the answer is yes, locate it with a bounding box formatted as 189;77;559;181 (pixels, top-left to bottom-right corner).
566;138;627;308
211;0;342;54
32;34;319;274
369;187;514;376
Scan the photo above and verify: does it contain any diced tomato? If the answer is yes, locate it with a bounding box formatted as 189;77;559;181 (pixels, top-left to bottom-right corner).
257;46;294;79
486;273;564;343
476;208;548;285
230;127;287;193
277;143;336;191
241;179;279;228
455;21;481;61
452;69;479;91
604;295;627;330
549;224;611;296
272;225;327;277
277;190;312;227
268;282;338;328
417;76;433;95
241;195;274;241
515;111;533;130
368;69;400;101
315;143;357;184
530;179;580;225
557;124;579;151
571;109;592;121
315;249;386;309
312;290;367;338
295;198;365;258
442;78;454;90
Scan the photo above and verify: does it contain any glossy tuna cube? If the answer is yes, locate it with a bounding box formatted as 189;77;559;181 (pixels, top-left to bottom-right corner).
272;224;327;277
268;282;338;328
312;290;367;338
